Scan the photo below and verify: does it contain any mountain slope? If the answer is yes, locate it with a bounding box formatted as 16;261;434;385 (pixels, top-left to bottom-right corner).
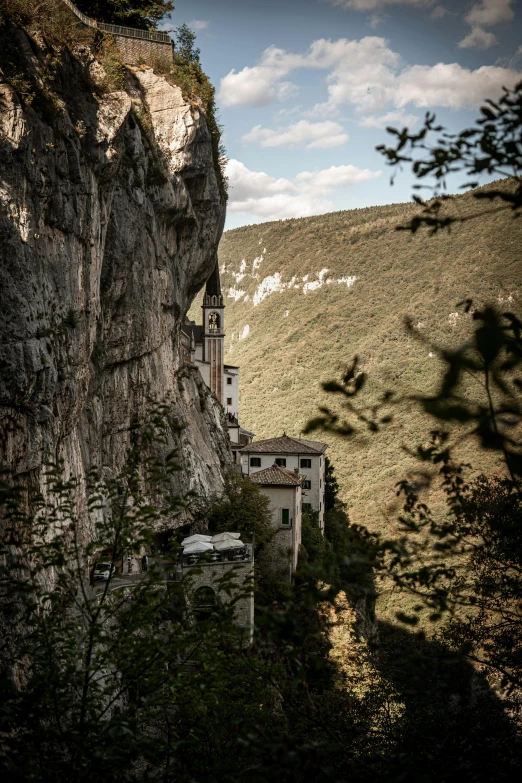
211;182;522;534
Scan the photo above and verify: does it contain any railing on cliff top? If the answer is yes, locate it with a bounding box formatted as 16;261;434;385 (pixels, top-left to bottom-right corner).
61;0;172;44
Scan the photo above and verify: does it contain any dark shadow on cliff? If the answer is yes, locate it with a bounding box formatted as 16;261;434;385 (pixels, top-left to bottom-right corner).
353;618;521;782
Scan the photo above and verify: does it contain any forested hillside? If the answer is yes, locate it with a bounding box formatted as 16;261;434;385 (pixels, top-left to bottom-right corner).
210;180;522;535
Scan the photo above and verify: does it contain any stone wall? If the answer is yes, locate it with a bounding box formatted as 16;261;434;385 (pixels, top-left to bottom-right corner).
113;36;173;70
257;484;303;577
184;559;254;640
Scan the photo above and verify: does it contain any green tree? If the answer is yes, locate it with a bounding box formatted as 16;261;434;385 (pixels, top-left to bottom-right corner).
0;452;388;783
207;469;275;551
324;455;340;512
174;22;200;64
75;0;174;30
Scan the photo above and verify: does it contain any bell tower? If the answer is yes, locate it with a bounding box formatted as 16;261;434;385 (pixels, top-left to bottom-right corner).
202;260;225;405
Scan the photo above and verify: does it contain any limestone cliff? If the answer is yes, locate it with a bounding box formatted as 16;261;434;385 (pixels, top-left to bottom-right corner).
0;15;230;513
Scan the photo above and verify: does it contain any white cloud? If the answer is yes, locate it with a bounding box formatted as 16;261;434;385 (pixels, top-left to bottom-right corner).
243;120;348;149
465;0;514;27
327;0;433;8
219;36;521;114
158;16;174;32
430;5;449;19
369;12;387;26
459;0;514;49
187;19;209;31
224;160;298;204
317;55;520;115
219;46;301;107
459;27;498;49
225;159;381;223
295;164;381;191
358;109;418;128
393;62;517;109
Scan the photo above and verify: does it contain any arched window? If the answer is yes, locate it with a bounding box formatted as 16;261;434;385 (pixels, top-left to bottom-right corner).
208;312;220;332
212;295;217;306
195;586;217;607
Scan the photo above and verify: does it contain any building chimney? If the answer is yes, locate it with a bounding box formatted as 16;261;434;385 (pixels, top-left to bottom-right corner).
294;467;299;476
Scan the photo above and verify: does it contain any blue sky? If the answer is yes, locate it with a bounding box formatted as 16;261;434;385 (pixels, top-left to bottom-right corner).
161;1;521;229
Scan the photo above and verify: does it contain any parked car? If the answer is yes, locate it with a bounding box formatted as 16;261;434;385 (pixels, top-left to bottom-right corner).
94;562;116;581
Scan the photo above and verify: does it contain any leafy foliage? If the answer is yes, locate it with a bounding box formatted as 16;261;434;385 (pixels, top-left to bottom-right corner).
324;455;339;512
206;469;275;551
0;438;517;779
305;90;522;745
377;80;522;232
173;22;200;64
75;0;174;30
0;0;95;47
307;301;522;689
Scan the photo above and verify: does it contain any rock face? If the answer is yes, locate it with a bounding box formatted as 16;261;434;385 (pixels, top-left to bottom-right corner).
0;18;230;513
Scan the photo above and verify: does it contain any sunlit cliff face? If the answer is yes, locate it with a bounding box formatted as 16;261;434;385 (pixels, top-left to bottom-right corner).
0;17;229;509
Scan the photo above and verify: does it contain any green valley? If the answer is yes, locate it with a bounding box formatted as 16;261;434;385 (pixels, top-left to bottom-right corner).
209;180;522;538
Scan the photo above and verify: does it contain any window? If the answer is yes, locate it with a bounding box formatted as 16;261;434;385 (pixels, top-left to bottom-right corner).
275;458;286;467
208;311;220;332
227;377;233;385
281;508;290;526
227;397;232;405
194;586;217;621
303;479;311;490
303;503;312;512
195;586;216;607
250;457;261;467
300;458;312;468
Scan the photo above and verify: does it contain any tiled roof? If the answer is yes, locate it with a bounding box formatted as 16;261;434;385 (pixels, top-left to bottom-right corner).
238;434;326;455
249;465;303;486
295;438;328;454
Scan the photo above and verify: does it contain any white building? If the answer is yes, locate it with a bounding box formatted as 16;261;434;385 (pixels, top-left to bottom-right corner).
238;434;327;532
181;263;254;458
249;465;303;577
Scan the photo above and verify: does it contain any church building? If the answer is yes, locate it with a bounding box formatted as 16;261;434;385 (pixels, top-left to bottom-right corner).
181;262;254;454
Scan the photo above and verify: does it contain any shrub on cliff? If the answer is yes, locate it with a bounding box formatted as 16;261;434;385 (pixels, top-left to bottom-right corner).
0;0;94;47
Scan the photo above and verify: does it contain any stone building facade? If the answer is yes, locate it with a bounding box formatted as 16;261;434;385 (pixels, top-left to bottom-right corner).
181;544;254;641
181;264;254;458
239;434;327;532
250;465;303;579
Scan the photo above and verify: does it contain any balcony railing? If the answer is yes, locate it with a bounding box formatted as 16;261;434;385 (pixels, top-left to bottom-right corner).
98;23;172;43
61;0;172;43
